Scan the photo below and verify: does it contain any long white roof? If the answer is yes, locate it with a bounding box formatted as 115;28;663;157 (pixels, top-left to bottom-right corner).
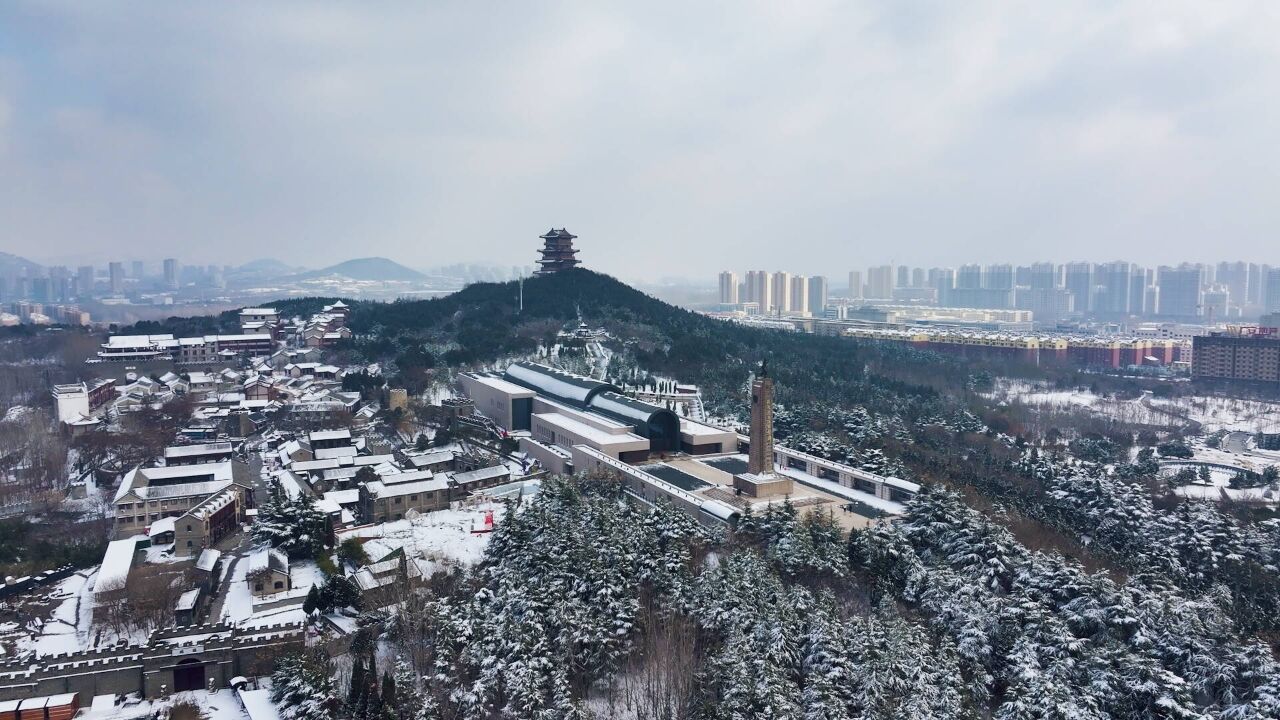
366;477;448;499
93;538;138;594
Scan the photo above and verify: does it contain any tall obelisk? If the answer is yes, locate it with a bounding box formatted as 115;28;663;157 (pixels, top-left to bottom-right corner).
748;359;774;475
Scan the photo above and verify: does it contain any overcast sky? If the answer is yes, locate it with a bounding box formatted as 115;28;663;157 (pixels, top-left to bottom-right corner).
2;3;1278;281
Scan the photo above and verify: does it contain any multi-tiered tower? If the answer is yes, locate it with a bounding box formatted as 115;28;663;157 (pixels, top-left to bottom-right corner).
535;228;580;275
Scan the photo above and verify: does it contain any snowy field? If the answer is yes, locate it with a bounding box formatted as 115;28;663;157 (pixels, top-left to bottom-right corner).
1162;435;1279;506
0;567;101;658
987;378;1280;434
337;503;508;574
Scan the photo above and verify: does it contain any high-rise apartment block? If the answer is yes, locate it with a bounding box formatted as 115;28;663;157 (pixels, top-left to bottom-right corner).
108;262;125;295
1216;261;1250;311
718;271;739;305
1028;262;1061;289
771;272;793;314
807;275;828;316
866;266;894;299
984;264;1014;290
76;266;94;298
956;264;983;290
847;271;863;298
789;275;809;316
164;258;180;290
1157;264;1205;318
1063;262;1094;313
746;271;772;312
1094;261;1131;316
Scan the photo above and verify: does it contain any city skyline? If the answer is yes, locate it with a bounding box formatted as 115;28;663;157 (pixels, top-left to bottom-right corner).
717;259;1280;320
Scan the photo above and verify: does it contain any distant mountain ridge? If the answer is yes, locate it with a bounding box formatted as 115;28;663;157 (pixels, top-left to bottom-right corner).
292;257;427;282
0;252;44;277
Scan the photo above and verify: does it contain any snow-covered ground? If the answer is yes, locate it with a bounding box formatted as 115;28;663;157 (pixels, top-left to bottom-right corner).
221;558;253;624
3;567;101;658
1146;395;1280;433
221;557;323;626
1162;435;1279;506
338;503;507;572
987;378;1280;434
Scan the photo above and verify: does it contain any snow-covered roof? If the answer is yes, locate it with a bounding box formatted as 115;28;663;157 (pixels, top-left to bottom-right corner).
148;516;176;538
379;469;435;485
463;372;537;398
588;391;671;425
503;361;618;406
238;688;282;720
184;487;239;520
532;412;648;448
164;441;234;460
453;465;511;487
324;489;360;505
137;479;235;502
143;460;238;483
275;471;306;500
322;467;360;482
291;458;340;473
309;428;352;442
115;464;240;503
93;538;138;594
314;446;358;460
176;588;201;611
366;477;448;499
407;450;455;468
353;454;396;466
248;546;289;576
196;548;222;572
105;334;174;348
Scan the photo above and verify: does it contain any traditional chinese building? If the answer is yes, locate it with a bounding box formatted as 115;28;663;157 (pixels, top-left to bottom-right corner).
535;228;581;275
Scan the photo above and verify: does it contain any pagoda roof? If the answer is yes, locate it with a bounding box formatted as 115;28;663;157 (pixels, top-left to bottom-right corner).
539;227;578;240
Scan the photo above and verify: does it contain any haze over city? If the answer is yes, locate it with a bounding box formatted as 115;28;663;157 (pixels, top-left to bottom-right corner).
4;3;1280;279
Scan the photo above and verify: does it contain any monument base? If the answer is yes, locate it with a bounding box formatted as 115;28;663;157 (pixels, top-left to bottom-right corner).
733;472;793;498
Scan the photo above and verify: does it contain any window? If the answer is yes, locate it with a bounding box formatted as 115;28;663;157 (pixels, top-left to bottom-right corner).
410;495;418;501
186;525;193;532
186;540;193;547
273;581;284;590
254;582;263;591
394;497;402;505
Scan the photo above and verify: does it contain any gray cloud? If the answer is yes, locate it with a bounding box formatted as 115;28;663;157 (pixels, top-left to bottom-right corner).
1;2;1278;280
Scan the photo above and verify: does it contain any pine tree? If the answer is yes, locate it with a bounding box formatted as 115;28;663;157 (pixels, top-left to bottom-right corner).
348;658;368;711
272;653;339;720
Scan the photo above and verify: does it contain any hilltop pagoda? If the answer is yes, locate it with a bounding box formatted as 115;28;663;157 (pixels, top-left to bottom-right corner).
535;228;580;275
